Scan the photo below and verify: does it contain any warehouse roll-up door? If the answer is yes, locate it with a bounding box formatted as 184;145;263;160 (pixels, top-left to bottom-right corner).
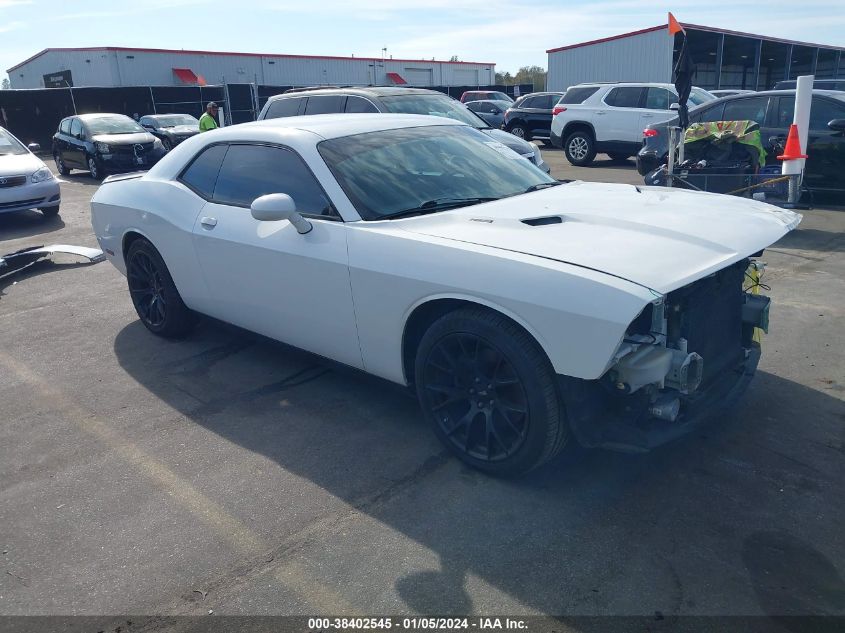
453;69;478;85
403;68;433;86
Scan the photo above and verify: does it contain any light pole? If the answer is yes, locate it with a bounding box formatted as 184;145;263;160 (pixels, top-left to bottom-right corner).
381;47;387;85
64;80;77;115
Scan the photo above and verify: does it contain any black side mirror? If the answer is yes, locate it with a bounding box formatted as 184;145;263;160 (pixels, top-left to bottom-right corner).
827;118;845;132
27;142;41;152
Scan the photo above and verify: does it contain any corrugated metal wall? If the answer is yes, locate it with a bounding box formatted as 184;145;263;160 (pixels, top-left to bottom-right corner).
547;29;672;91
9;49;495;89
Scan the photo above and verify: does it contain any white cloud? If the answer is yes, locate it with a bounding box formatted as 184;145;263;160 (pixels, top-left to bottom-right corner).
0;20;25;33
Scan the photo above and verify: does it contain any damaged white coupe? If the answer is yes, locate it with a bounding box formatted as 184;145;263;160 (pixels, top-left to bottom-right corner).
91;114;800;475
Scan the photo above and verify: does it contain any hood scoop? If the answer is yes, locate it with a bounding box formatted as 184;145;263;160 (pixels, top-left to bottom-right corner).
522;216;563;227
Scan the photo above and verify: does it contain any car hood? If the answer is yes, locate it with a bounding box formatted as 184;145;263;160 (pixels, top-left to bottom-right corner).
162;125;198;135
0;151;44;176
483;128;535;156
395;181;801;294
91;132;156;145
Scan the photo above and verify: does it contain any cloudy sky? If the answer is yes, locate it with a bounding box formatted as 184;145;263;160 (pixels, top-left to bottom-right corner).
2;0;844;81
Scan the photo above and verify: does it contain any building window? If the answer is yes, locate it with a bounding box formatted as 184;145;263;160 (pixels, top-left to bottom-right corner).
720;35;759;90
759;41;790;90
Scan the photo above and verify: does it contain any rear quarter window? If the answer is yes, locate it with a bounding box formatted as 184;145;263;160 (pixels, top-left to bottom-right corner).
560;87;599;104
263;97;304;119
179;144;228;198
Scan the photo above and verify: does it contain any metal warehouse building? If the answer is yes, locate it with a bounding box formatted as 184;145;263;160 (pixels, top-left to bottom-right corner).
547;23;845;92
7;47;496;89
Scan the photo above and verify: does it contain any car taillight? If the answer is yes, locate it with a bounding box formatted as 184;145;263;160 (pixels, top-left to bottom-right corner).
552;106;566;116
643;128;659;138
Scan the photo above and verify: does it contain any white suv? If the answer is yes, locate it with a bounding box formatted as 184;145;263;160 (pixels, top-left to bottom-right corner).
550;83;716;166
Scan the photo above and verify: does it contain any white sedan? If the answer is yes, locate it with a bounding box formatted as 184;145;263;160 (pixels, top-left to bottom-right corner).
0;126;61;218
91;114;800;475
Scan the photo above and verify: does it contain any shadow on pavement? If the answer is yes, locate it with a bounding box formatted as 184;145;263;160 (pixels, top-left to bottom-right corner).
0;210;66;242
113;318;845;617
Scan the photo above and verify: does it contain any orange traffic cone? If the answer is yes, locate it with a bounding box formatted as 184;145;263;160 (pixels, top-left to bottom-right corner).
777;124;808;161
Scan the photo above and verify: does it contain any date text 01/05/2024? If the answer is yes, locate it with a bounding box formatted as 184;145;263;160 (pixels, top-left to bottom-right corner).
307;618;528;630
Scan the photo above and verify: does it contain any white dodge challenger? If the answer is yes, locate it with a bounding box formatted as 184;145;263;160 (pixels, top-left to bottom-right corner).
91;114;801;475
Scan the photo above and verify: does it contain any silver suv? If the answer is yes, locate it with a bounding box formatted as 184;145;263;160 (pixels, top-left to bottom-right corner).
259;87;549;173
550;83;716;166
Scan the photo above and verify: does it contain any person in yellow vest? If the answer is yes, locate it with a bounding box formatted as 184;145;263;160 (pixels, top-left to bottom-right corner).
199;102;219;132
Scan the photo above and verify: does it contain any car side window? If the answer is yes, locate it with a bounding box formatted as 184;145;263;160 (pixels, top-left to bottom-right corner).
345;96;378;113
179;144;228;198
696;102;726;123
59;119;72;135
535;95;556;110
721;97;768;125
69;118;83;138
771;97;795;128
809;98;845;130
645;88;670;110
520;96;538;109
212;144;335;217
264;97;304;119
304;95;345;115
605;87;644;108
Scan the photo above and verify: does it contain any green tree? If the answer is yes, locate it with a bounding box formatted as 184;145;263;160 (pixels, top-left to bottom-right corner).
513;65;547;90
1;77;10;90
495;71;514;86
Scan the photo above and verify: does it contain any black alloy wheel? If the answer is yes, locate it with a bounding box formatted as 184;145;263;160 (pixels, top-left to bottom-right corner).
422;332;529;463
126;239;196;337
415;307;567;475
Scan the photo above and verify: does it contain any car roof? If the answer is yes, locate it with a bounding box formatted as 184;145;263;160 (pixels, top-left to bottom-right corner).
266;86;452;101
228;113;467;140
144;113;194;118
76;113;134;121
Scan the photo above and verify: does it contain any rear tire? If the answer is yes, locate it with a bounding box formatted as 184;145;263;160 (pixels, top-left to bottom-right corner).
126;238;197;338
39;205;60;218
564;130;597;166
54;153;70;176
415;307;567;476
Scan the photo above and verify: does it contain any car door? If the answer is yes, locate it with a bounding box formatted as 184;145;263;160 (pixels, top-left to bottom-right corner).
597;87;645;144
190;142;363;369
769;95;845;190
524;94;555;137
66;118;87;168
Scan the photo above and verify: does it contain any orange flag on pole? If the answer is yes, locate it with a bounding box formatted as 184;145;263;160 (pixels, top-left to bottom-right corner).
668;12;684;35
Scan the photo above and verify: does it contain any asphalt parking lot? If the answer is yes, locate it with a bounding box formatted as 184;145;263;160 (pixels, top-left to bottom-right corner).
1;149;843;625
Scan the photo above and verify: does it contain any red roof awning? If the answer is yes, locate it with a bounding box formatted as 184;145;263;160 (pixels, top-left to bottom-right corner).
172;67;207;86
386;72;407;85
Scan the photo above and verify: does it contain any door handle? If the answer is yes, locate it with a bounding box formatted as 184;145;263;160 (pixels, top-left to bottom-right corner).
595;111;606;115
200;216;217;229
642;114;654;118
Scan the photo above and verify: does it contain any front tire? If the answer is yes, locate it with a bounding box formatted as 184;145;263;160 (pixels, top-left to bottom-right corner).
87;156;103;180
415;307;567;476
564;130;596;166
126;238;197;338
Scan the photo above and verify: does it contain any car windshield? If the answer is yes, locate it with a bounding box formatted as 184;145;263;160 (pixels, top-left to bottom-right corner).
689;88;717;106
490;92;514;102
379;95;486;128
0;128;28;156
318;125;555;220
85;116;145;135
154;115;199;127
